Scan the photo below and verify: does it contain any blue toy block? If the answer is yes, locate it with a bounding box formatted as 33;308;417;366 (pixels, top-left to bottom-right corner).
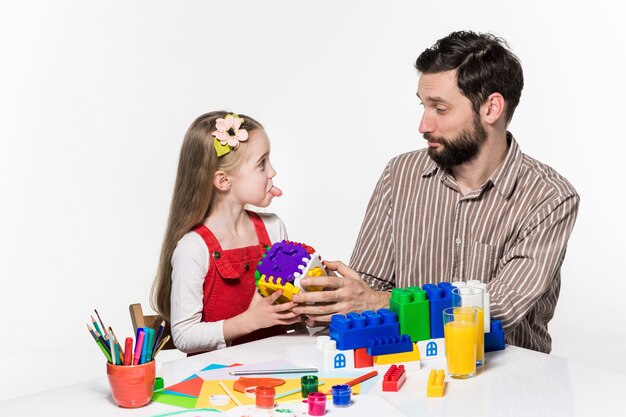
366;334;413;356
423;283;453;339
484;319;505;352
329;309;401;350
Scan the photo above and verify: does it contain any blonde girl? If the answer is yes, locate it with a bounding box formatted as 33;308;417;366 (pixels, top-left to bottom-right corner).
151;111;300;353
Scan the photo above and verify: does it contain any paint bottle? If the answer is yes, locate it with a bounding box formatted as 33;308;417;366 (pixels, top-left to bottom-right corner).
308;391;326;416
301;375;319;398
331;384;352;407
255;386;275;409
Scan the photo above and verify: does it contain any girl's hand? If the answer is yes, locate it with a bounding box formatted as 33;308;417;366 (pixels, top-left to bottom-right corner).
224;290;302;341
243;291;302;331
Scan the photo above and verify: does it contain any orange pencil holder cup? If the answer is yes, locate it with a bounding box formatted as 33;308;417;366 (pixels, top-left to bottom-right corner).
106;360;155;408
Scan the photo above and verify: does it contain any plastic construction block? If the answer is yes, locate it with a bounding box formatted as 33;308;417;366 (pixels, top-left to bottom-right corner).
416;338;446;361
382;365;406;392
256;276;301;304
390;287;431;342
366;334;413;357
354;348;373;368
427;369;446;397
374;342;420;365
313;336;355;371
484;319;505;352
329;309;400;350
255;240;325;303
422;283;454;339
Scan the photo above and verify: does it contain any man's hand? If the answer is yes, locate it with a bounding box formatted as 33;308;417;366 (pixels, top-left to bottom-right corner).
291;260;391;326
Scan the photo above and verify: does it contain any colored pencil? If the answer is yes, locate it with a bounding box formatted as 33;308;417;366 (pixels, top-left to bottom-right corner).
229;367;318;376
91;315;103;336
94;309;108;337
325;370;378;394
344;370;379;387
87;324;112;362
219;381;242;406
153;334;170;358
90;326;111;355
110;332;117;365
153;320;165;352
87;324;98;341
96;337;113;363
109;327;124;363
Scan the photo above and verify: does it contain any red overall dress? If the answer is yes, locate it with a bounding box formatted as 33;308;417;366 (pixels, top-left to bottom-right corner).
193;210;285;346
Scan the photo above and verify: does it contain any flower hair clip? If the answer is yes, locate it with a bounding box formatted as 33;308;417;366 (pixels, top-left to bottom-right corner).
212;114;249;157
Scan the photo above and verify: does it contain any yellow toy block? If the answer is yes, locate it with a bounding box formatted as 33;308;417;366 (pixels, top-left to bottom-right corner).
427;369;446;397
373;343;420;365
257;275;301;304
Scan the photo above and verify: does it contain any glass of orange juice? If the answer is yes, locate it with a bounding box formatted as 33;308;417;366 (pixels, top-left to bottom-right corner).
452;286;485;368
443;306;477;379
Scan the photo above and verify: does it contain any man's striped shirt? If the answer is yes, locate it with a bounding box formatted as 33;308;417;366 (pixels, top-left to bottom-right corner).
350;134;579;353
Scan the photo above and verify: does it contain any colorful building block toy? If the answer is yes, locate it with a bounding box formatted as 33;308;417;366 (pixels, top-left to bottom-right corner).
366;334;413;357
484;319;505;352
382;365;406;392
373;343;421;365
422;283;454;339
389;287;431;342
354;348;373;368
255;240;326;304
329;309;400;350
426;369;446;397
417;338;446;361
313;336;355;372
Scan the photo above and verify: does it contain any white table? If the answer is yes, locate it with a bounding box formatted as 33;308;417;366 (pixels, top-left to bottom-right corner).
1;332;624;416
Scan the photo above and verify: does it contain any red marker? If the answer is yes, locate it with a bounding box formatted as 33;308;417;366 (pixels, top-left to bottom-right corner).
124;337;133;366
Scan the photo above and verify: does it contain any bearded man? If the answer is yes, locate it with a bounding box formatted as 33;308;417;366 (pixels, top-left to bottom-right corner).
292;31;580;353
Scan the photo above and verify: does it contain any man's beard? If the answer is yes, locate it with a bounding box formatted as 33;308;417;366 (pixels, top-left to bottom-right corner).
425;113;487;170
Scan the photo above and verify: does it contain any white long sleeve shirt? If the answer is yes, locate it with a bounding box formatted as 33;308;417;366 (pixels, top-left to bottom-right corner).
170;212;287;354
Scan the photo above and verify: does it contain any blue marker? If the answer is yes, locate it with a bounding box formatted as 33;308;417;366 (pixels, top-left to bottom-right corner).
145;328;155;362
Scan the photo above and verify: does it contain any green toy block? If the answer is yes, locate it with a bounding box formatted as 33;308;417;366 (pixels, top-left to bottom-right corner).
390;287;431;342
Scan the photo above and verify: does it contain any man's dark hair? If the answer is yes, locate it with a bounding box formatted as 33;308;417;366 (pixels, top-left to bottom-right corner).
415;31;524;124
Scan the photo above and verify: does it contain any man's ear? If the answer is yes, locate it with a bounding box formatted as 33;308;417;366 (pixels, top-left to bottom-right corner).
213;170;231;191
482;92;505;126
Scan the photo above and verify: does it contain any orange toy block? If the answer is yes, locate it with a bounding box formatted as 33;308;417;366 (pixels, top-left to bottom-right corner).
354;348;374;368
427;369;446;397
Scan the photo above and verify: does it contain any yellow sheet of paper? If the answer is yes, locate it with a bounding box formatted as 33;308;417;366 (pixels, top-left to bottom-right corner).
196;377;362;411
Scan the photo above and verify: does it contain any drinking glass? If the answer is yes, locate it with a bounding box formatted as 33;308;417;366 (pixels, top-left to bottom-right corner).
452;286;485;367
443;307;477;379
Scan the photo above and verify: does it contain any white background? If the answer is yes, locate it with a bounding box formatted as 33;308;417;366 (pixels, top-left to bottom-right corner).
1;0;624;402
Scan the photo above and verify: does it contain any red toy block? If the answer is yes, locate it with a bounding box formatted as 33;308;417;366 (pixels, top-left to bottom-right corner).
382;364;406;392
354;348;373;368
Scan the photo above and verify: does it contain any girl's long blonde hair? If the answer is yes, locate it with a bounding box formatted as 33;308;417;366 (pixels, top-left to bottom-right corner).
151;111;263;321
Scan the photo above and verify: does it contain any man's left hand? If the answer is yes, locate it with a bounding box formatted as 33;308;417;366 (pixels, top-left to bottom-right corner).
291;260;391;325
